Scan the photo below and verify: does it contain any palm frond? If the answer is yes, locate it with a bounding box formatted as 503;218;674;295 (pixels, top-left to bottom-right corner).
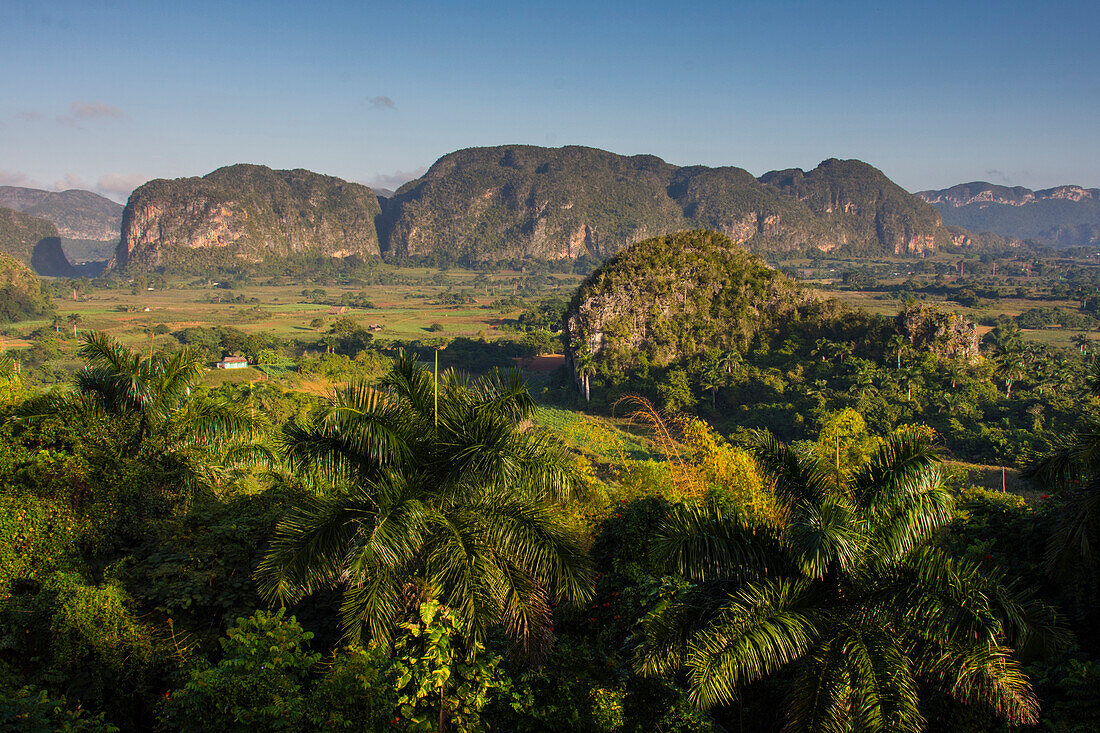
257;489;382;605
851;427;942;511
1044;474;1100;573
748;429;834;508
784;498;866;580
783;638;851;733
930;642;1039;726
654;503;780;582
681;578;819;708
471;367;536;422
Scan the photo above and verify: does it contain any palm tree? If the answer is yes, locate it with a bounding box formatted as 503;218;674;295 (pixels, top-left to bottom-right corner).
718;350;742;377
16;331;264;492
886;334;907;371
995;352;1027;399
258;353;593;656
635;428;1059;731
1071;333;1091;355
574;348;594;402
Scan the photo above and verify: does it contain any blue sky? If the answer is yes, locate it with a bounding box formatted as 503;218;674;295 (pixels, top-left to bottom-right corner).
2;0;1097;201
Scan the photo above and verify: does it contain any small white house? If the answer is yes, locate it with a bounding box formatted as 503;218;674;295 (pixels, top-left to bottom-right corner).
216;356;249;369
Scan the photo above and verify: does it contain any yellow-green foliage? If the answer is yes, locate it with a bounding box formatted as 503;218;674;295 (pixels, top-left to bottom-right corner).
681;418;780;525
49;577;162;679
0;495;80;599
814;408;879;469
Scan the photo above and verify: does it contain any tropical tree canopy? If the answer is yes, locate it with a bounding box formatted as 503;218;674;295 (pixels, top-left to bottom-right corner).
258;352;593;656
635;427;1061;732
14;331;264;494
1026;358;1100;571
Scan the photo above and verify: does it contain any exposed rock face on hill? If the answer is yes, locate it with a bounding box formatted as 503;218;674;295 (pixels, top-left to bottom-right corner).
0;207;60;265
759;159;946;255
113;165;382;271
917;182;1100;247
381;146;950;263
895;303;980;362
563;230;811;375
0;186;122;242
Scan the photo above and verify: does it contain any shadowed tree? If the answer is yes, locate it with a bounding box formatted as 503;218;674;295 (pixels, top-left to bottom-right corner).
258;352;593;657
1027;358;1100;573
635;427;1060;732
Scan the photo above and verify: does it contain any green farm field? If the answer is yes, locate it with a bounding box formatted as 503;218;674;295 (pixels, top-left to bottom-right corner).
20;270;582;348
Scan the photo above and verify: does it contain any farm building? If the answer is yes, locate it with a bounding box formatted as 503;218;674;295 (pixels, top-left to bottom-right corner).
216;356;249;369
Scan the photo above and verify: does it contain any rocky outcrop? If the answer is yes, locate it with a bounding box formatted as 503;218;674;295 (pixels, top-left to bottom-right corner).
112;165;382;272
760;159;947;255
895;304;980;362
918;182;1100;209
563;230;809;374
0;187;122;242
381;147;952;263
918;182;1100;248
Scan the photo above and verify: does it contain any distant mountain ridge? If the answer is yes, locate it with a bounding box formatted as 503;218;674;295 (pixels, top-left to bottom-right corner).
918;181;1100;247
0;186;122;242
381;146;948;263
112;146;964;272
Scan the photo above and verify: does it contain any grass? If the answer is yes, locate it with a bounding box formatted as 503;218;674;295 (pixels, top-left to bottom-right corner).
22;271;582;352
534;406;656;464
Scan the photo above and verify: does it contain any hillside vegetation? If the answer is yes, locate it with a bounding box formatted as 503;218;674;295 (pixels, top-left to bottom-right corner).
0;207;59;266
383;146;950;264
114;164;383;272
0;252;53;321
565;230;811;376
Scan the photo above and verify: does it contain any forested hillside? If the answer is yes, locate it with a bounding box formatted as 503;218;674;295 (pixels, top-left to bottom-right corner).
113;165;383;272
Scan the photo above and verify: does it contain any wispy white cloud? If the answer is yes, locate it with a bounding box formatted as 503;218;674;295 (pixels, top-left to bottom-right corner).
14;110;44;122
364;166;427;191
0;169;34;187
70;100;124;120
368;95;396;110
56;100;125;128
95;173;148;200
54;173;90;190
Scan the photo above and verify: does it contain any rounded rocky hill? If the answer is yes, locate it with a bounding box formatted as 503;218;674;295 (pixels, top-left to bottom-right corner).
112;164;383;272
383;146;950;264
564;230;814;376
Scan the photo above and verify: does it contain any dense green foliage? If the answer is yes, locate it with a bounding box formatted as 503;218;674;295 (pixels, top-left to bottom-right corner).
260;354;592;654
384;146;950;265
0;253;53;322
117;164;383;271
563;231;1082;467
0;207;57;267
8;251;1100;730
